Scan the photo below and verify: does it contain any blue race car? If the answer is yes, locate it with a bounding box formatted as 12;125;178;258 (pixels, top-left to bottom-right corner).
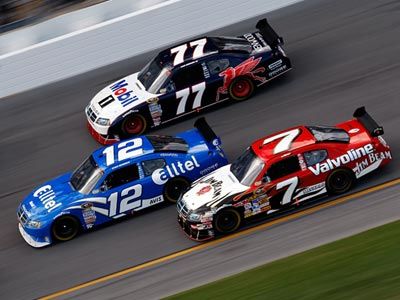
17;118;227;248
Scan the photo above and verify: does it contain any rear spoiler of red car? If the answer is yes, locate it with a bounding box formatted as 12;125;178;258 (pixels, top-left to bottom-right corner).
353;107;384;137
256;18;284;50
194;117;220;145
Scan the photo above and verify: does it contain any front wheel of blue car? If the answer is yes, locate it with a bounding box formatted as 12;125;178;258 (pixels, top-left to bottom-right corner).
52;215;80;242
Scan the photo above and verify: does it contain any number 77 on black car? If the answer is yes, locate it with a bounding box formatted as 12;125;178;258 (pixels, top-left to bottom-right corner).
86;18;291;144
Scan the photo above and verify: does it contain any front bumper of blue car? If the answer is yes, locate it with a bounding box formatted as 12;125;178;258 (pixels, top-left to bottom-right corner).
18;223;51;248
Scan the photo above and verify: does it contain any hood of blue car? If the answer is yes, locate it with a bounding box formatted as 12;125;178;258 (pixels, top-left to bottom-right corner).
21;173;81;219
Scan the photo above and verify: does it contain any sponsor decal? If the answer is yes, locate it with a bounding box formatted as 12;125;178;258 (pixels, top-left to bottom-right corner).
243;33;265;52
200;163;219;176
255;32;267;47
147;97;163;126
110;79;138;107
197;185;212;196
152;155;200;185
268;65;287;77
297;153;307;171
33;185;61;213
216;56;266;101
354;150;392;176
201;62;210;79
348;128;360;134
308;144;374;176
81;202;96;229
149;196;163;205
201;177;223;199
268;59;283;70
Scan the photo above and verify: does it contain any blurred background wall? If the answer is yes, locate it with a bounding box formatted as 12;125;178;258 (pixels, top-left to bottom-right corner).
1;0;106;33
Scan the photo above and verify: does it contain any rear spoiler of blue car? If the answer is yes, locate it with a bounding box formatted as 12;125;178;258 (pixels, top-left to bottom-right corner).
256;18;284;50
194;118;221;146
353;106;384;137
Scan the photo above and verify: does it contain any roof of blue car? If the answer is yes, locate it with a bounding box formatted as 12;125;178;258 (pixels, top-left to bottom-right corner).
91;135;191;170
91;136;154;170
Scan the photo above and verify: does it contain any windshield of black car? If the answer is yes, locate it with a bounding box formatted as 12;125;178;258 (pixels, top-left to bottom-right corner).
230;148;264;186
138;56;171;94
70;156;103;194
307;126;350;143
147;135;189;152
211;37;252;53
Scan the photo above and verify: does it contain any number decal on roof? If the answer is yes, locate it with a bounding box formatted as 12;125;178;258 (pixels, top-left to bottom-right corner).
176;82;206;115
262;128;300;154
170;38;207;66
102;138;143;166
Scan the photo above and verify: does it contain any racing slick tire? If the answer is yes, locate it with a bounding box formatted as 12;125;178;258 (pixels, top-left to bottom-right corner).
326;168;355;195
52;215;80;242
121;113;147;137
228;76;255;101
214;208;242;234
163;177;191;203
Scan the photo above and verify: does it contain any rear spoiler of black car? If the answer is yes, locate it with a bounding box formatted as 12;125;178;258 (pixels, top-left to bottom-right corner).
256;18;284;50
353;106;384;137
194;118;219;144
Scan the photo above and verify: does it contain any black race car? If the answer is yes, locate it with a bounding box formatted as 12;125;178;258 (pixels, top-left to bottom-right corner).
86;19;291;144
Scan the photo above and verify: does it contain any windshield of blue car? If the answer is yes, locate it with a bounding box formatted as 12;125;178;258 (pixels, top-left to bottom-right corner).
70;156;103;194
230;147;264;186
307;126;350;143
147;135;189;152
211;37;252;53
138;56;171;94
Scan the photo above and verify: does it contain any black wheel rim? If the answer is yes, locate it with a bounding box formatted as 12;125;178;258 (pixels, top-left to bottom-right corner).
166;180;188;202
331;172;351;192
217;212;238;232
54;218;77;240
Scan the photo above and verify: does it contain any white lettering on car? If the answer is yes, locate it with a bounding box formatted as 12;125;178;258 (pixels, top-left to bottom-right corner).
308;144;374;176
33;185;61;213
152;155;200;185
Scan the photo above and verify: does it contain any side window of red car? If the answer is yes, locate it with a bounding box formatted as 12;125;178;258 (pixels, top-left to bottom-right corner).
265;156;301;181
303;150;328;166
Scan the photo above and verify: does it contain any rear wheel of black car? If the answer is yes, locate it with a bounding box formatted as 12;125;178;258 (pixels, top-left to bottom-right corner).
164;178;190;203
52;215;80;242
326;168;355;195
214;208;242;234
121;113;147;137
229;77;255;101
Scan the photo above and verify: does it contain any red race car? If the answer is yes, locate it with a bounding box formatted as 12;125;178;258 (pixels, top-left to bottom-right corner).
177;107;392;241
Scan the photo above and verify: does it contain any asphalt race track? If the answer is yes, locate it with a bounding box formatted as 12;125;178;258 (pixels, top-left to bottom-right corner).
1;0;399;298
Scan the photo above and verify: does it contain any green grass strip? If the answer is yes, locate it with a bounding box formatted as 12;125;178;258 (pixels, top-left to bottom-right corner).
165;220;400;300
